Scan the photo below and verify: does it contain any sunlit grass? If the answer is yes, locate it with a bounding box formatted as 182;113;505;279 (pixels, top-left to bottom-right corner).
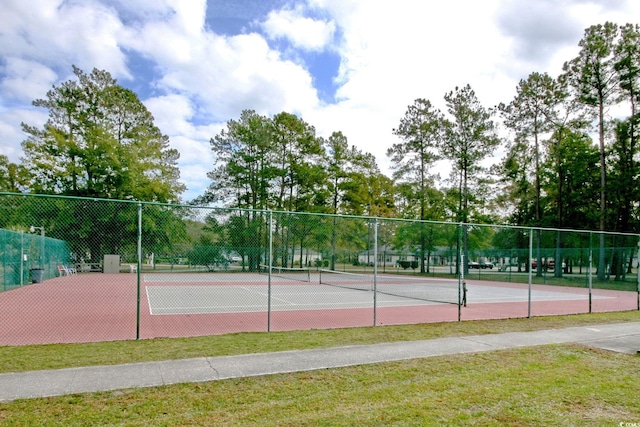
0;311;639;373
0;344;638;425
0;311;639;425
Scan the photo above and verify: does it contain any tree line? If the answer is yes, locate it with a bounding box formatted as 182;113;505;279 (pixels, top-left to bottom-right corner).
1;22;639;277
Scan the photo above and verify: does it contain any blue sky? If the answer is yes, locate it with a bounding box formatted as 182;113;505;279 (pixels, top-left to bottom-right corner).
1;0;639;201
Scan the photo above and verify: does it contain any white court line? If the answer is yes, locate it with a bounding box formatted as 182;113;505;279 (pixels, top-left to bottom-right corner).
145;286;153;315
240;286;296;306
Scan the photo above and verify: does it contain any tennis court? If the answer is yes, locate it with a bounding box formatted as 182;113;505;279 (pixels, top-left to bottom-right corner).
0;269;636;345
143;271;608;315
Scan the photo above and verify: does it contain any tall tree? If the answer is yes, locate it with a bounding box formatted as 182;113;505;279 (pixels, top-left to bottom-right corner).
442;85;500;272
204;110;275;271
562;22;619;280
499;72;567;275
389;99;443;220
271;112;324;213
205;109;274;210
323;131;364;269
349;152;395;219
389;99;443;272
21;66;184;202
611;23;640;234
615;23;640;140
499;72;564;226
442;85;500;224
324;131;356;216
270;112;324;267
542;127;600;277
0;155;27;192
607;119;640;278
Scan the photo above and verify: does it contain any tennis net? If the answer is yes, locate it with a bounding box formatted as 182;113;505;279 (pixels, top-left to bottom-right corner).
259;265;311;282
319;269;465;305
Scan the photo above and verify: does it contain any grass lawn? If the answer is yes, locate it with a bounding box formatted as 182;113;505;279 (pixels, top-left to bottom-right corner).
0;311;639;425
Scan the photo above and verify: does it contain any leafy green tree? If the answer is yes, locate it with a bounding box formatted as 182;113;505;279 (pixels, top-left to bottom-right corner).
611;23;640;235
542;127;600;277
322;131;364;268
562;22;619;280
204;110;276;270
608;119;640;233
226;211;263;271
614;23;640;140
205;110;274;210
0;155;28;192
499;73;564;226
500;72;568;275
442;85;499;271
21;66;184;202
340;152;395;218
206;111;328;268
17;67;186;265
389;99;444;272
442;85;500;224
347;153;396;269
607;119;640;278
389;99;443;220
270;112;325;212
495;138;536;224
270;112;324;266
323;131;355;215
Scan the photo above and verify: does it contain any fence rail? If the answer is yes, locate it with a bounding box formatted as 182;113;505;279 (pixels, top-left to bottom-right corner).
1;192;638;346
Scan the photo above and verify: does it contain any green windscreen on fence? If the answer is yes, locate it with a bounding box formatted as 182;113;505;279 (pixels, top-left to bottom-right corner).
0;228;72;291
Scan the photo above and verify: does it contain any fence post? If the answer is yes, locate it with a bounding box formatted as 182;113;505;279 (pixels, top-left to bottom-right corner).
589;233;593;314
528;228;533;318
457;223;461;318
268;210;273;332
136;202;142;340
373;217;378;327
637;238;640;311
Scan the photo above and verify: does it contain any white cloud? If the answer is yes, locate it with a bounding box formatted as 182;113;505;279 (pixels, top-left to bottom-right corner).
0;108;48;160
262;6;336;51
144;94;220;200
123;6;320;119
1;0;640;199
0;59;57;102
300;0;512;177
0;0;130;79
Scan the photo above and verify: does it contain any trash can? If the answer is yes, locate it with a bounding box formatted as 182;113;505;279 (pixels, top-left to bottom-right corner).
30;268;44;284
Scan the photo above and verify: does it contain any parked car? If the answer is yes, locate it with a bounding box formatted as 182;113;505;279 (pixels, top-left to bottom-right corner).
469;261;493;269
531;259;565;269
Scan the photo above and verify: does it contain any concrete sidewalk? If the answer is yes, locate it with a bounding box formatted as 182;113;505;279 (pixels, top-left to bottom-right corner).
1;322;639;402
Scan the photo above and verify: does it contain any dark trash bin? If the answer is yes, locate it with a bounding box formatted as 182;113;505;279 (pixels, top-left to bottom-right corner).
31;268;44;283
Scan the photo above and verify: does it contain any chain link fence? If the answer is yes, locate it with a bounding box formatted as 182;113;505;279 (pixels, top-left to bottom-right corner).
1;192;638;345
